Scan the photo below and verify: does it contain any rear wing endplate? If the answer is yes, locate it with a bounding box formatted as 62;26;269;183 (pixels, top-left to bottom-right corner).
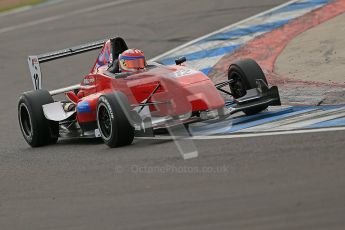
27;38;111;90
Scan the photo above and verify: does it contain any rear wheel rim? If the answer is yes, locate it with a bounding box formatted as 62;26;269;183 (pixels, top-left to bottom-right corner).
19;103;33;139
98;104;112;140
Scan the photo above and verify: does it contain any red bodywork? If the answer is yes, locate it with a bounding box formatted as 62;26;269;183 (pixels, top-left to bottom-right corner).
73;41;225;125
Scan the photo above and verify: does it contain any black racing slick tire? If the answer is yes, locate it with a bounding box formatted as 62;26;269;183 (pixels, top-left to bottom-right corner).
228;58;268;115
97;92;134;148
18;90;59;147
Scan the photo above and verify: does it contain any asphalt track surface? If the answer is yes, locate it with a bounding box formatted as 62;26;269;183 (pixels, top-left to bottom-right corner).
1;0;345;229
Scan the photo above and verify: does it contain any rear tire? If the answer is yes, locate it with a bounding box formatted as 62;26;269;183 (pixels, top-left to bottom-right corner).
97;92;134;148
228;58;268;115
18;90;59;147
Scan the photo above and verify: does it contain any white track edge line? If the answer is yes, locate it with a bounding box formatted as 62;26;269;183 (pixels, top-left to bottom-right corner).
136;126;345;140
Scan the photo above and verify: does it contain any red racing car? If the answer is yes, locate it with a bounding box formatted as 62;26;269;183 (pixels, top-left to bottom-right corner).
18;37;281;148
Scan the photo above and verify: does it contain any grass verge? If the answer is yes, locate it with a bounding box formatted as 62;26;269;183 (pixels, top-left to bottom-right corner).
0;0;45;13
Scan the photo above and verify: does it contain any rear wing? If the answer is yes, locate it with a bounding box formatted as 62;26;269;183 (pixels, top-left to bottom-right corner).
27;38;111;91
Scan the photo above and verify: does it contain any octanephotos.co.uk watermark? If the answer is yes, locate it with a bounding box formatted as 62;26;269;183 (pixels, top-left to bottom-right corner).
114;164;229;174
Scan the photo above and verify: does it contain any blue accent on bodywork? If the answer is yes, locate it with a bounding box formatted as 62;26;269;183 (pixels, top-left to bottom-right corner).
77;101;91;113
121;55;145;60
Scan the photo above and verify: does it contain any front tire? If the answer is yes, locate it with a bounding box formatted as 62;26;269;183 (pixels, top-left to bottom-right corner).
97;92;134;148
228;58;268;115
18;90;59;147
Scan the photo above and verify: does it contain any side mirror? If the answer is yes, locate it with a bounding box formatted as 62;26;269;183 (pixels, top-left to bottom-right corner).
175;57;187;65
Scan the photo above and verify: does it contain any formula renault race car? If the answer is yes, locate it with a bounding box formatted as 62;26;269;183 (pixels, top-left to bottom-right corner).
18;37;281;148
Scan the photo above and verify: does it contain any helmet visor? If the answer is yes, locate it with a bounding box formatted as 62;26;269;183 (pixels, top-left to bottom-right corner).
120;56;146;70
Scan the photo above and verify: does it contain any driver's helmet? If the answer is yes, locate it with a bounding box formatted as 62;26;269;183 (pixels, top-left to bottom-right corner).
118;49;146;73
